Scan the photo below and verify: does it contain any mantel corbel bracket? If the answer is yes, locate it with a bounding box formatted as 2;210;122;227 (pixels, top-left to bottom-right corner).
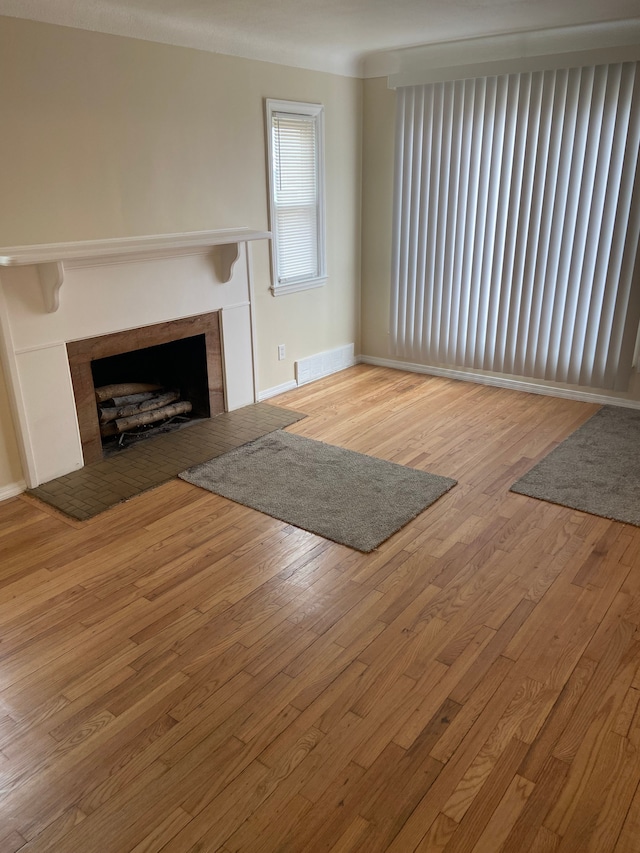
37;261;65;313
215;243;241;283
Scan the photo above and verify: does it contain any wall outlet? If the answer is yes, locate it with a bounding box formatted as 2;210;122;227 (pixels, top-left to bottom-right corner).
278;344;286;360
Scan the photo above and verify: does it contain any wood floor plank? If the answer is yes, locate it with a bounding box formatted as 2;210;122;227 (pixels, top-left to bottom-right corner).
519;657;598;782
545;652;640;838
414;813;460;852
467;773;534;853
528;826;562;853
0;365;637;852
553;731;639;853
440;738;530;852
613;778;640;853
500;756;568;852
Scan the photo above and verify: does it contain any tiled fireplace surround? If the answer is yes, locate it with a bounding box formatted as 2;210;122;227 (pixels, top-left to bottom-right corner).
0;229;269;490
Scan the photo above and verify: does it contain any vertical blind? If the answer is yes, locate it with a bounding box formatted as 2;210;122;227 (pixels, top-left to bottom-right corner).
272;111;321;285
390;62;640;391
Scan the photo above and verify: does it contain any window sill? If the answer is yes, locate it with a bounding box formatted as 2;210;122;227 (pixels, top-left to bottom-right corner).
270;277;327;297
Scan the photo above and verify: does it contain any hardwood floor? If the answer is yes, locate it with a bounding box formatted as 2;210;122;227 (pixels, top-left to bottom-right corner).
1;364;639;852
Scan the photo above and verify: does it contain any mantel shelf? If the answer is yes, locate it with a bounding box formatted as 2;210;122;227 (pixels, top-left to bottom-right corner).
0;228;271;313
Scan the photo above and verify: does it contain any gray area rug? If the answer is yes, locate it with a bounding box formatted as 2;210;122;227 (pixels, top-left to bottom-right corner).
179;430;457;552
510;405;640;526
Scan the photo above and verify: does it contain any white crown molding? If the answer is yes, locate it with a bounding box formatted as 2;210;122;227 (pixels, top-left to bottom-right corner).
0;228;270;313
361;19;640;82
0;2;362;77
1;5;638;80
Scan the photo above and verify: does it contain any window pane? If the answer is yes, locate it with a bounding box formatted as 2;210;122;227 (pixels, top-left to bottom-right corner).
267;101;325;291
276;205;318;282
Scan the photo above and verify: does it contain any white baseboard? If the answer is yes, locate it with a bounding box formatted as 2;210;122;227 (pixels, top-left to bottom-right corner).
360;355;640;410
0;480;27;502
257;380;298;401
296;343;356;386
258;343;358;400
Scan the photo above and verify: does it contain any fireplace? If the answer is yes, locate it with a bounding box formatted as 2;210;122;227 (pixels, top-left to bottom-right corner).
67;312;224;463
0;229;269;488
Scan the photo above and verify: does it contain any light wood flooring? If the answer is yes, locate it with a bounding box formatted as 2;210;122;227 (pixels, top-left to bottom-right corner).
1;364;639;852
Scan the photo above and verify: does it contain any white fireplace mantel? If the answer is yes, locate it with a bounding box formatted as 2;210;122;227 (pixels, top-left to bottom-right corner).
0;227;270;489
0;228;270;312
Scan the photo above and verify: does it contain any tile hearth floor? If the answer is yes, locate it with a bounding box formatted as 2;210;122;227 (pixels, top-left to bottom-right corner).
28;403;306;521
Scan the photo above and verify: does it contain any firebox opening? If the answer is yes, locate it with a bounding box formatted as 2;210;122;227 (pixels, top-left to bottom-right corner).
91;333;210;455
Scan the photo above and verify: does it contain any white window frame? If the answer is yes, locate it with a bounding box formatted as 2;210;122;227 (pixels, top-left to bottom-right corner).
265;99;327;296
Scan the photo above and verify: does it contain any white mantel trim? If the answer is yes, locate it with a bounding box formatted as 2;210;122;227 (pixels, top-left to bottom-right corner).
0;228;270;313
0;228;271;266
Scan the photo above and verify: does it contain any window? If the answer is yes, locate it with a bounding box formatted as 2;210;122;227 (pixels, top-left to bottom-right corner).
266;99;326;295
390;62;640;391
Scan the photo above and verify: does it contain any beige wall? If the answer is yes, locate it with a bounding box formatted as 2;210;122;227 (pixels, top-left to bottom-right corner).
0;15;362;492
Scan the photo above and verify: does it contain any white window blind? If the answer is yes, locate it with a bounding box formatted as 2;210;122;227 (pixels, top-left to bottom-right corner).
390;62;640;391
266;100;326;295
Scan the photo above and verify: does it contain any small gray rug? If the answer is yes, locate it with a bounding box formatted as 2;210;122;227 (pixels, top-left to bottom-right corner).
179;430;456;552
510;405;640;526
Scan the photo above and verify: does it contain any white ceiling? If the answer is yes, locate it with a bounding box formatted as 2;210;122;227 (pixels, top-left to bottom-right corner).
0;0;638;76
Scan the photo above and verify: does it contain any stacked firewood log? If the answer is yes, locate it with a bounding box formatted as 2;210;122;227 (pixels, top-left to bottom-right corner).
96;382;192;438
